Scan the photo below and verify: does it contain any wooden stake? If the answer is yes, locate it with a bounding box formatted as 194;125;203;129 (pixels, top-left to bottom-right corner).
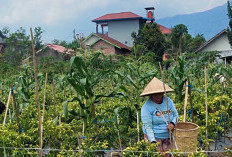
11;86;21;134
183;80;188;122
41;73;48;147
2;89;11;128
159;62;172;150
52;79;56;108
187;77;194;122
204;66;208;151
116;116;122;153
42;73;48;123
137;112;140;142
30;28;42;157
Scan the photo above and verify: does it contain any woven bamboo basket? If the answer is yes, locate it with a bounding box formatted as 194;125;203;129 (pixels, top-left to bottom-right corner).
174;122;199;153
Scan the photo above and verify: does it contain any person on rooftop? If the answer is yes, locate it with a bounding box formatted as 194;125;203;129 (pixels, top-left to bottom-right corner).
140;77;178;156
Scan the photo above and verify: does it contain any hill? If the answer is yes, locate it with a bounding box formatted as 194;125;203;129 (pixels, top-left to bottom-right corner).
156;3;229;40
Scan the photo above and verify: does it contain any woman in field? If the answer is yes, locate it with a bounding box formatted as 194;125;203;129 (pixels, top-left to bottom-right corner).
141;77;178;156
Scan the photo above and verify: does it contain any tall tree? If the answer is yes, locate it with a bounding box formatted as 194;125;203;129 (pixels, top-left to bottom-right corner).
187;34;206;52
132;23;167;61
3;27;31;66
170;24;188;55
33;27;44;51
227;0;232;46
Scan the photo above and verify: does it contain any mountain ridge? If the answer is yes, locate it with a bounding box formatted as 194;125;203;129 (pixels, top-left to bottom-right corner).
156;3;229;40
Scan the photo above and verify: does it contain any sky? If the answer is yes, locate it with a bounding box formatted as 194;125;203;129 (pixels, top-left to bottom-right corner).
0;0;228;43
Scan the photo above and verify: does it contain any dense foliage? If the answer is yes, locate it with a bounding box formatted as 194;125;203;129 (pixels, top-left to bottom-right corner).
0;50;232;156
131;23;167;61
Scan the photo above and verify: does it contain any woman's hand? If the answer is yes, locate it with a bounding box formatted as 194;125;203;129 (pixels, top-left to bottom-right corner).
167;123;175;130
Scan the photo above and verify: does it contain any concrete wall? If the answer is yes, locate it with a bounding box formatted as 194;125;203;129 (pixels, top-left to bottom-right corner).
199;32;232;52
198;32;232;63
83;35;99;48
108;19;140;47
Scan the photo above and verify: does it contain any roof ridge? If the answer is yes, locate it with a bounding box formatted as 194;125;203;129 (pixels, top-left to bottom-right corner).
195;29;227;53
94;33;131;50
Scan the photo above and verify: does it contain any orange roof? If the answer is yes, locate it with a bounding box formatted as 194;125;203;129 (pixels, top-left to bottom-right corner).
158;24;172;34
46;44;74;54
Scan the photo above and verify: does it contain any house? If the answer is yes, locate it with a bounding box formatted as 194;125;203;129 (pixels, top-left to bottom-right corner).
83;7;171;55
195;29;232;64
36;44;74;62
84;33;131;55
0;31;7;54
23;44;74;64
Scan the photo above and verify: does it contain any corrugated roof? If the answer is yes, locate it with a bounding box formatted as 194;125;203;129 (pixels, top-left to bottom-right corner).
158;24;172;34
92;12;142;22
46;44;74;54
195;29;227;53
94;34;131;51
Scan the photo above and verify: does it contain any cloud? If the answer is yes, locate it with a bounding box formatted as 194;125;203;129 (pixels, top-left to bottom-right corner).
0;0;228;26
0;0;112;26
0;0;228;42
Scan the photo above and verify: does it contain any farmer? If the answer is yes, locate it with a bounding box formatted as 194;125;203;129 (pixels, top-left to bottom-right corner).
141;77;178;155
0;101;5;114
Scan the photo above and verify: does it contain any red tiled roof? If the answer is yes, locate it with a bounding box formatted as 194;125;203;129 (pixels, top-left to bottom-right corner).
95;34;131;50
158;24;172;34
46;44;74;54
92;12;141;22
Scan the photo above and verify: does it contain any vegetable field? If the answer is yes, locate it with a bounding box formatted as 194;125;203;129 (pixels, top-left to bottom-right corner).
0;51;232;157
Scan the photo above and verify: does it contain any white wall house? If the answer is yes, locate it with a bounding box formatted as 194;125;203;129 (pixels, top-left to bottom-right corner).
195;29;232;64
88;9;171;48
108;19;140;47
83;8;172;55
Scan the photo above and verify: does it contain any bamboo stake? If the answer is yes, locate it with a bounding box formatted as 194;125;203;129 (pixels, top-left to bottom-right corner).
204;66;208;151
30;28;42;157
42;73;48;123
183;80;188;122
159;62;172;150
2;89;11;128
137;112;140;142
9;109;12;123
116;116;122;153
11;86;21;134
52;79;56;108
41;73;48;147
187;77;194;122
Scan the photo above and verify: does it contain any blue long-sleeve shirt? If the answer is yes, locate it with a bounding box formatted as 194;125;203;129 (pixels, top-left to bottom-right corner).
141;97;178;142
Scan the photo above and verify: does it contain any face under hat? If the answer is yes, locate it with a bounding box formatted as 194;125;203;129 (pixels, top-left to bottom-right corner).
140;77;174;96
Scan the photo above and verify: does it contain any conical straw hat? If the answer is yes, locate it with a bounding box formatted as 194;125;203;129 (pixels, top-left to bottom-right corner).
140;77;174;96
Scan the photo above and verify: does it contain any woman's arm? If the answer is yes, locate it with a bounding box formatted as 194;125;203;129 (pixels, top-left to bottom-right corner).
141;104;156;142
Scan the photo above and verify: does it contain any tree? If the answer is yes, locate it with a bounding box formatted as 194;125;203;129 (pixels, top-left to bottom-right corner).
170;24;188;55
52;39;68;47
33;27;44;51
227;0;232;46
187;34;206;52
132;23;167;61
3;27;31;66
